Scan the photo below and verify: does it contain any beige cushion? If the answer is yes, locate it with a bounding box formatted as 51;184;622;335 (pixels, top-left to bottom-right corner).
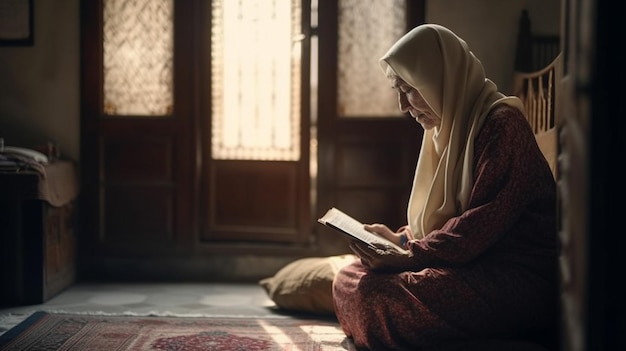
259;254;357;315
535;128;557;178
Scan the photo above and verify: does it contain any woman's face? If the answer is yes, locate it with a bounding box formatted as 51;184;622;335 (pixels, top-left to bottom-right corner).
391;77;440;130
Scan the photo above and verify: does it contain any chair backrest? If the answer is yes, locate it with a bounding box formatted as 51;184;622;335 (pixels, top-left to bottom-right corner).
512;53;563;134
512;54;562;179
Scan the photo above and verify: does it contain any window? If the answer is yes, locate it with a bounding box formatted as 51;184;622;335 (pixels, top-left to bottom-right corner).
210;0;302;161
337;0;407;117
102;0;174;116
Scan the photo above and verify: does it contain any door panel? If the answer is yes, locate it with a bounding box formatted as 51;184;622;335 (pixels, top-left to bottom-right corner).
322;120;423;232
90;121;192;255
102;137;173;182
205;161;303;243
336;141;409;186
100;134;176;249
103;185;174;243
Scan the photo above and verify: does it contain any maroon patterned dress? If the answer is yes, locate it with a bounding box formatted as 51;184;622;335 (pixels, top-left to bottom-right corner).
332;105;559;351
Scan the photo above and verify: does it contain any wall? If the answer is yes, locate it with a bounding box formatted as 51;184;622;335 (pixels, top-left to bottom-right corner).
427;0;561;94
0;0;80;162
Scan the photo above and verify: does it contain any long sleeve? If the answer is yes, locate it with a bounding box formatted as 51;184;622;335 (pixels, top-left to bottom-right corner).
406;106;556;269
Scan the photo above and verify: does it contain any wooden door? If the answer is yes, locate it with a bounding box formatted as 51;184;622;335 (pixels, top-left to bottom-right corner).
195;0;313;248
80;0;313;266
315;1;425;251
80;1;197;261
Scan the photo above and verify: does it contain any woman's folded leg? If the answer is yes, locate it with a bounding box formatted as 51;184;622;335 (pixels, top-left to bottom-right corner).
332;260;462;350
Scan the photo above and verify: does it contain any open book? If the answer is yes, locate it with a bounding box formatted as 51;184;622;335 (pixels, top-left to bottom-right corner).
318;207;405;251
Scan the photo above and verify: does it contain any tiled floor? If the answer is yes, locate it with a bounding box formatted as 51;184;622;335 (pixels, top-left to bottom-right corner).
0;282;279;335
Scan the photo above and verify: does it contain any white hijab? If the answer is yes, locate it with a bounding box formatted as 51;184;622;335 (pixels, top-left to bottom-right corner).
380;24;524;239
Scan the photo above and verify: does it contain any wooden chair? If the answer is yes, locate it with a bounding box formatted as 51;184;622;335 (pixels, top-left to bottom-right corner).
512;54;561;180
513;53;562;134
512;9;562;179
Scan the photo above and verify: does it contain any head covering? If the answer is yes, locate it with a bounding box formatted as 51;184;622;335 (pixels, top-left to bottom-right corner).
380;24;524;238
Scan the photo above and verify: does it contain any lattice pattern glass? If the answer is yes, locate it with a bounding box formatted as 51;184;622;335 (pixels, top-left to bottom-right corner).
211;0;302;161
337;0;406;117
103;0;173;116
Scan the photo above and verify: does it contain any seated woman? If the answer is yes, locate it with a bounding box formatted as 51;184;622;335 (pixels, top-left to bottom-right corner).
332;24;559;350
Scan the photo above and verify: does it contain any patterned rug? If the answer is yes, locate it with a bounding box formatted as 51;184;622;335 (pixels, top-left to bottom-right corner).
0;311;353;350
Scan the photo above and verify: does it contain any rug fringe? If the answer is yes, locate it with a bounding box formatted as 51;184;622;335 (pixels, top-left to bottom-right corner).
39;310;292;318
1;309;291;335
5;309;290;318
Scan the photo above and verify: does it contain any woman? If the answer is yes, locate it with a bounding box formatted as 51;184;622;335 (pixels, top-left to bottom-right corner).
332;24;559;350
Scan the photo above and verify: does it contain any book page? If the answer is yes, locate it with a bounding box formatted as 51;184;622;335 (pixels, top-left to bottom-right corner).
318;207;404;251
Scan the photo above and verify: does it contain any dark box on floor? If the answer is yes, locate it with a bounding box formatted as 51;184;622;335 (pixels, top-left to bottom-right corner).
0;160;79;305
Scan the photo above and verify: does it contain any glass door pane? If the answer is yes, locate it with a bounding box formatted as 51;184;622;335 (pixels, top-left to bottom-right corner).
103;0;174;116
211;0;302;161
337;0;406;117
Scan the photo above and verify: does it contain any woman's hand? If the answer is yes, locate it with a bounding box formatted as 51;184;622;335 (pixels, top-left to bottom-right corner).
364;223;413;247
349;240;414;272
